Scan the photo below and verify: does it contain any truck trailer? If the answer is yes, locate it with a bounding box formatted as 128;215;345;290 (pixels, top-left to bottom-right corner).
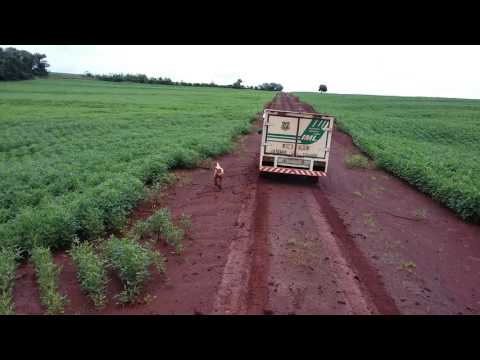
259;109;335;180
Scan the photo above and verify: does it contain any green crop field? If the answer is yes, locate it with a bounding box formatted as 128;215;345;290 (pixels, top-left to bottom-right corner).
0;78;273;253
296;92;480;223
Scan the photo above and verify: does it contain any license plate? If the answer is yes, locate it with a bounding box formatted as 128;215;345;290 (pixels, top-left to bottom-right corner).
277;158;307;166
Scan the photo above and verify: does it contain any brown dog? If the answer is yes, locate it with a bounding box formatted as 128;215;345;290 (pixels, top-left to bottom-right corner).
213;162;224;189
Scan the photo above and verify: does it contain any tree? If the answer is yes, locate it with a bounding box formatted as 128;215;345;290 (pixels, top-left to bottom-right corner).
319;84;327;93
256;82;283;91
0;47;49;80
232;78;243;89
32;53;49;76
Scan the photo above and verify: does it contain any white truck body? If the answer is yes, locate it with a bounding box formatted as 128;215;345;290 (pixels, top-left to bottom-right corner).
259;109;335;177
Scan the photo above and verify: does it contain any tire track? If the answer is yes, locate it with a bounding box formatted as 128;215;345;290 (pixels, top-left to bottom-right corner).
212;92;396;314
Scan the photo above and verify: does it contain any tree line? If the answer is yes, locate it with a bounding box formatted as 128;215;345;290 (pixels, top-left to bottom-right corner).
0;47;284;92
0;47;49;81
86;73;283;91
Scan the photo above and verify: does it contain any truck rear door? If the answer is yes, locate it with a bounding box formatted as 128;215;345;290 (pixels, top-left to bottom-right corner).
264;111;332;159
264;114;298;156
295;116;332;159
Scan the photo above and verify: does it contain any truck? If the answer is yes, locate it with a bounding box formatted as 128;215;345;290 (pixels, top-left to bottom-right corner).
259;108;335;180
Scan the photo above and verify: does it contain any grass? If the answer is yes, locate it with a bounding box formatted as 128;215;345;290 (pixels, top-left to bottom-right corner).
344;153;375;170
287;238;297;246
178;213;192;234
296;92;480;223
68;240;109;308
0;78;273;252
286;237;311;267
31;246;67;314
363;213;377;228
0;247;19;314
102;235;166;304
353;191;364;198
415;208;427;220
400;261;417;272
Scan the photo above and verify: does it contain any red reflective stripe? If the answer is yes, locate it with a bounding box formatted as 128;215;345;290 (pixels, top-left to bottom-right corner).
260;166;327;177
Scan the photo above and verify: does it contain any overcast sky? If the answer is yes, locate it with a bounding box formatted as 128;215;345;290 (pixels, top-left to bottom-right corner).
5;45;480;99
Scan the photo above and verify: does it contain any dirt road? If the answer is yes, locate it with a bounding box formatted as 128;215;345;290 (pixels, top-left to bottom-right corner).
212;93;380;314
13;93;480;315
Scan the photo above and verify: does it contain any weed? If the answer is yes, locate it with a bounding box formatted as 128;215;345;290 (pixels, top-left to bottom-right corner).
143;294;156;305
370;186;386;196
415;208;427;220
287;238;297;246
400;261;417;272
344;153;374;170
178;213;192;233
363;213;377;227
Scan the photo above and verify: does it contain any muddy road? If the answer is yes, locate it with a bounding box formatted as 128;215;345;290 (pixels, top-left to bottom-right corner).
13;93;480;315
212;93;381;314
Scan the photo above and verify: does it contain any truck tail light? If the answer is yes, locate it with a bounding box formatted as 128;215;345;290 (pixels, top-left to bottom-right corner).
313;161;326;172
261;156;275;166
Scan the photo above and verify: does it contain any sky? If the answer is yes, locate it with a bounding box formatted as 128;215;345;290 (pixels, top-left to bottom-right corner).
4;45;480;99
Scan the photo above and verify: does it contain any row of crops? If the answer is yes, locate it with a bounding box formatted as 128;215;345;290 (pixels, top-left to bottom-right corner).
297;92;480;223
0;78;273;254
0;208;189;314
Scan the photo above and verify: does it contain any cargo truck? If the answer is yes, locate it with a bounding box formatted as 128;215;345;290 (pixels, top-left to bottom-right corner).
259;109;335;180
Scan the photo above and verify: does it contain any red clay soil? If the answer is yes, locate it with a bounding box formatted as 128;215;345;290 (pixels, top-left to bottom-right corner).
321;131;480;314
13;92;480;315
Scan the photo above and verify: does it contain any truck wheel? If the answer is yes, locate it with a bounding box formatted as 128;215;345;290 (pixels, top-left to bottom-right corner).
308;176;319;184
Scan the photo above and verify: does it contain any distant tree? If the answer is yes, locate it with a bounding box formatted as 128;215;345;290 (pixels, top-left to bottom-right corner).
92;72;284;92
319;84;327;93
272;83;283;91
256;82;283;91
232;78;243;89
